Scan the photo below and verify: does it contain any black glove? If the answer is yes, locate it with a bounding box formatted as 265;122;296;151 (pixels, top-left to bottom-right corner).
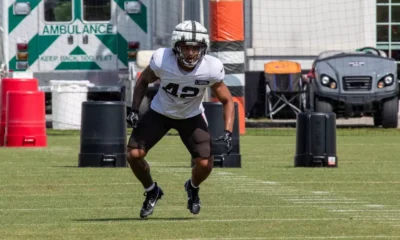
126;110;139;128
216;130;233;155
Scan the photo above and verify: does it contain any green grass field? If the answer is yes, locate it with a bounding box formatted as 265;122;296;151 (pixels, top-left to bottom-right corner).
1;129;400;240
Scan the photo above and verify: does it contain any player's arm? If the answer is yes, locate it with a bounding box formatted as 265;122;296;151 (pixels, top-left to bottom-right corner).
211;81;235;132
131;65;159;112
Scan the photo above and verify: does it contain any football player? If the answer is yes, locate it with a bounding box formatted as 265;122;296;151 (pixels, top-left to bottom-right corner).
126;20;235;218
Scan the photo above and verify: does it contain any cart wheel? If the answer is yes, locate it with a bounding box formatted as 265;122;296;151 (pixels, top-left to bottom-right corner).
373;112;382;127
315;97;333;113
382;97;398;128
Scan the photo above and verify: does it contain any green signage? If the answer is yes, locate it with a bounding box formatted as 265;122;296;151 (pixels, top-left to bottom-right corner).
42;24;113;35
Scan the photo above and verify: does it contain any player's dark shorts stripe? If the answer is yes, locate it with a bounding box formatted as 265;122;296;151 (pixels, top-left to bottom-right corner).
224;63;244;74
210;41;244;52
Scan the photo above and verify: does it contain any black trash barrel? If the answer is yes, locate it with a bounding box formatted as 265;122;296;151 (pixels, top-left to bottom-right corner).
78;101;127;167
191;102;241;168
294;111;338;167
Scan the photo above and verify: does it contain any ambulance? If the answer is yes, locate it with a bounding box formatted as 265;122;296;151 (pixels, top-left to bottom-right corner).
1;0;153;110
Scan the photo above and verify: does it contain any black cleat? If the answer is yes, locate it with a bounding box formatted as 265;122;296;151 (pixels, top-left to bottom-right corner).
184;180;201;214
140;182;164;218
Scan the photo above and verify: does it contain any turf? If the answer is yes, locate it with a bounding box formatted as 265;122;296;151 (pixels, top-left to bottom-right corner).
1;129;400;239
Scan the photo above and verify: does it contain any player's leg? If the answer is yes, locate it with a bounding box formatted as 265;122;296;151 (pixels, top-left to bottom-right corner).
176;114;213;214
127;109;170;218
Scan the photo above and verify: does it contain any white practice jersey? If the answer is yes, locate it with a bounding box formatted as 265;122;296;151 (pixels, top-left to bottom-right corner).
149;48;225;119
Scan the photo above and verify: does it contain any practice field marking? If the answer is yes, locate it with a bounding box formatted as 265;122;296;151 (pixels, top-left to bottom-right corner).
0;192;220;197
267;181;400;184
0;205;329;212
287;198;358;201
209;170;400;228
223;143;400;146
215;172;234;175
81;167;400;227
365;204;385;208
0;182;140;187
2;153;398;233
330;210;400;213
333;191;400;194
312;191;330;194
0;217;396;227
292;201;369;204
144;161;190;166
166;236;400;240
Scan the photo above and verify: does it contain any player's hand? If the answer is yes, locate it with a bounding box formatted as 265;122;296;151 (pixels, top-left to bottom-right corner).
216;130;233;155
126;110;139;128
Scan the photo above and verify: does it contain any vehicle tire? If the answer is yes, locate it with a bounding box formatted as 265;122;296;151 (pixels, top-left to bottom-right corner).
382;97;398;128
373;112;382;127
315;97;333;113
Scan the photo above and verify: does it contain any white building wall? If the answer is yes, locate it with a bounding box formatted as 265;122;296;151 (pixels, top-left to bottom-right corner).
246;0;376;71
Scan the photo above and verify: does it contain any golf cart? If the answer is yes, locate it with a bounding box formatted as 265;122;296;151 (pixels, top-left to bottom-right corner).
308;47;399;128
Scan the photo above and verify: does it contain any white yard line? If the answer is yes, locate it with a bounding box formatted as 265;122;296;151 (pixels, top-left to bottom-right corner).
292;201;369;204
2;192;345;197
272;181;400;184
166;236;400;240
365;205;385;208
287;198;358;201
330;210;400;212
210;171;400;227
0;182;140;187
0;205;326;212
0;218;375;227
